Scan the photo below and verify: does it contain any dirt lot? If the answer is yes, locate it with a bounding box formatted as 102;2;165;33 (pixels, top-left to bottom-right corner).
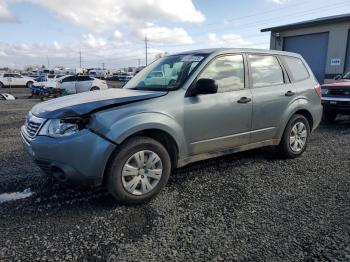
0;88;349;261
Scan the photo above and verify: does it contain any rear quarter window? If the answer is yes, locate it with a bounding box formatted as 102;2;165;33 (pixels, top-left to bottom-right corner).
282;56;309;82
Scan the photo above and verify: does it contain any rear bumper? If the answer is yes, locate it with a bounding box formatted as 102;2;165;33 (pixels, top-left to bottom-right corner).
20;126;116;186
322;97;350;115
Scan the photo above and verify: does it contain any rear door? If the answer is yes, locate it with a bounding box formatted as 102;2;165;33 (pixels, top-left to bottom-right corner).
76;76;93;93
248;54;296;143
2;73;12;86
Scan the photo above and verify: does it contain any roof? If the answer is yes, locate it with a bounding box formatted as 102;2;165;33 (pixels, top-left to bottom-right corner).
173;48;302;58
261;13;350;32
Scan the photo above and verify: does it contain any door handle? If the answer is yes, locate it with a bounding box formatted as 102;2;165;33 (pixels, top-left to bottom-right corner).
237;97;252;104
285;91;295;97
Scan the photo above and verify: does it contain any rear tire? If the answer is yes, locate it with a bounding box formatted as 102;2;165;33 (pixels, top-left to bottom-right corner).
278;114;310;159
323;111;337;123
90;86;100;91
106;136;171;205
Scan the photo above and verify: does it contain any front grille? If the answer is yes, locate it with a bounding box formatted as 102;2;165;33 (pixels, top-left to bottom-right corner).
25;121;41;137
24;114;45;138
328;89;350;96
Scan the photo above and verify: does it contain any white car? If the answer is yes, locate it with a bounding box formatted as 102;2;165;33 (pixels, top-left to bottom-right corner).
0;73;35;88
37;74;66;89
57;75;108;94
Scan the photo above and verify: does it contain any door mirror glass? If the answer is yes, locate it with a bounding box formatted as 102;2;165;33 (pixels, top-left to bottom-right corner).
195;78;218;95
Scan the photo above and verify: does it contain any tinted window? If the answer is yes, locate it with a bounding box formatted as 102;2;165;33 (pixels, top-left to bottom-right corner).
249;55;284;88
3;74;11;77
198;55;245;92
78;76;92;81
61;76;76;83
283;56;309;81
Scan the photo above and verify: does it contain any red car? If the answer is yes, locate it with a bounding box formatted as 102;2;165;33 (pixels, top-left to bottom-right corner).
321;74;350;122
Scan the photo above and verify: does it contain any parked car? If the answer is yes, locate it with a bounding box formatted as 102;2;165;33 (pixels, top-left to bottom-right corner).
118;72;133;82
57;75;108;94
0;73;35;88
321;72;350;121
34;74;66;89
21;48;322;204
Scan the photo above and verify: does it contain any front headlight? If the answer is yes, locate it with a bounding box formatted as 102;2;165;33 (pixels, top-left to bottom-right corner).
321;88;329;95
38;119;80;137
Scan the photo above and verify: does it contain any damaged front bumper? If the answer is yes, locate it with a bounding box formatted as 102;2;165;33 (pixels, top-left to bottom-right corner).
20;126;116;186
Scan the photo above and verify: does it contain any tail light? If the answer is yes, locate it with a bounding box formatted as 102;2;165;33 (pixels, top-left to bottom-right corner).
315;84;321;97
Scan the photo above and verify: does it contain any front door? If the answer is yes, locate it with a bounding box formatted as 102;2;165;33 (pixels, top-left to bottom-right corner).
184;54;253;155
60;75;77;94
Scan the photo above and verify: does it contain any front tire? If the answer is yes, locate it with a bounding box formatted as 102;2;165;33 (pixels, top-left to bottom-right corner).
106;136;171;205
323;111;337;123
278;114;310;158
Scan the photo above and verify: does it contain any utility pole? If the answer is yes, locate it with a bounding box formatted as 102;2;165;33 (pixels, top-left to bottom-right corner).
47;56;50;69
137;59;141;67
145;35;148;66
102;63;105;69
79;49;82;68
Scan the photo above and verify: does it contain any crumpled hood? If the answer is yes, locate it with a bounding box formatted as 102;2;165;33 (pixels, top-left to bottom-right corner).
31;88;167;118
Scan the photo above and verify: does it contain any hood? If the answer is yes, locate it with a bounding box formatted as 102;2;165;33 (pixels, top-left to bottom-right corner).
31;88;167;119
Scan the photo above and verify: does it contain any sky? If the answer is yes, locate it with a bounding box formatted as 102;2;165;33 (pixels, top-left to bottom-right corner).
0;0;349;70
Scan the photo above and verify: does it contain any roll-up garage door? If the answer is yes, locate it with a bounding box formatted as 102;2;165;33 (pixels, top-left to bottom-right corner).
283;32;329;83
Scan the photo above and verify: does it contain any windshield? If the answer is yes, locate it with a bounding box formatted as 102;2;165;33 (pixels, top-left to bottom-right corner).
124;54;207;91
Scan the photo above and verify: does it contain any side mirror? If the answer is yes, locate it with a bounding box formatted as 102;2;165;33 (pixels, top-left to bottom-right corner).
195;78;218;95
334;75;342;80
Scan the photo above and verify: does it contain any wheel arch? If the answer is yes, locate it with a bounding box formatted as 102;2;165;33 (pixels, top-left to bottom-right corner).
276;106;315;142
102;127;180;185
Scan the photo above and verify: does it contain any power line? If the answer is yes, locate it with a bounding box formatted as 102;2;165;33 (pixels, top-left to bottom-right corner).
147;1;350;49
145;0;350;40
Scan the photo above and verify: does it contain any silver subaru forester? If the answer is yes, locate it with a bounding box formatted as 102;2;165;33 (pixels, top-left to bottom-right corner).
21;48;323;204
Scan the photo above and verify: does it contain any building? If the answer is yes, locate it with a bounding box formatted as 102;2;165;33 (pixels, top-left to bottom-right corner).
261;13;350;83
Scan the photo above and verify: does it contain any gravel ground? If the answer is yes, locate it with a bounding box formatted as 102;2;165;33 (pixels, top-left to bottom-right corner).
0;88;349;261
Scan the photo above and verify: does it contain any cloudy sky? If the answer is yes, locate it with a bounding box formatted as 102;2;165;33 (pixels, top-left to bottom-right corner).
0;0;349;69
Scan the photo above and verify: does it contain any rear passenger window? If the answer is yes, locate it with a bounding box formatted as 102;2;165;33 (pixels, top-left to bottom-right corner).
249;55;284;88
198;55;245;92
283;56;309;81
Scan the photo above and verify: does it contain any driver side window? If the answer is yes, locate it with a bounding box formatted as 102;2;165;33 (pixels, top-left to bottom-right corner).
198;55;245;93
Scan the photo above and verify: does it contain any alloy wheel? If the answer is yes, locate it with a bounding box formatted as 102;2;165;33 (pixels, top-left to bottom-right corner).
289;122;307;152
